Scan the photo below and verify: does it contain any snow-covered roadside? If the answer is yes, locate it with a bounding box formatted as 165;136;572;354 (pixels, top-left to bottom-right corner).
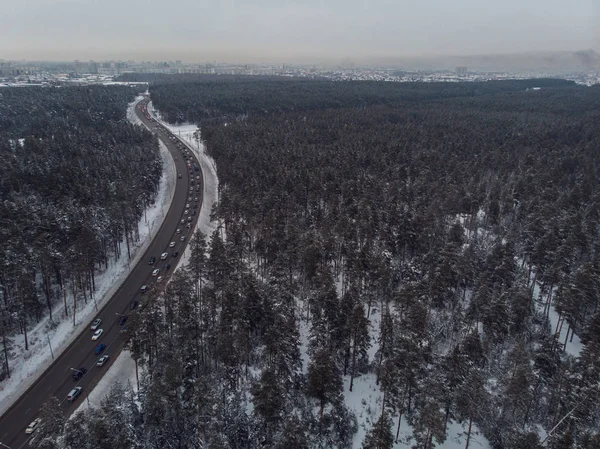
147;102;219;235
148;110;219;267
78;105;219;410
0;96;176;416
73;350;138;414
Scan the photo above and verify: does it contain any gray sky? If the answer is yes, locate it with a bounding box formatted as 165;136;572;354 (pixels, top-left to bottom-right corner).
1;0;598;62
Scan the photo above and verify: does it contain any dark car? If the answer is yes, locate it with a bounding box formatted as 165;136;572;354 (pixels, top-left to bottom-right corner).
172;251;179;258
148;256;156;265
130;300;139;310
94;343;107;355
119;315;128;325
165;263;171;271
72;367;87;381
178;174;182;179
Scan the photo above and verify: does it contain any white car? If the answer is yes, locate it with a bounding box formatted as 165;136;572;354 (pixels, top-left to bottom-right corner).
180;236;186;242
97;355;109;367
176;228;181;234
92;329;103;341
152;269;160;276
180;219;185;225
156;276;164;283
185;203;190;209
169;241;176;248
25;418;41;434
67;386;83;401
90;318;102;331
160;252;168;260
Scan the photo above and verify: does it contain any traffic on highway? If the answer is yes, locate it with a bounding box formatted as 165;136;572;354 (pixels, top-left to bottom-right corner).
0;98;204;448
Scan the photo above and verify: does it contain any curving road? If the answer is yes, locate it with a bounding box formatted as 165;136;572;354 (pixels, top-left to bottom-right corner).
0;98;204;448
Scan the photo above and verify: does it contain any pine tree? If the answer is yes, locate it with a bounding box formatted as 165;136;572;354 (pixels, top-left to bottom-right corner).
455;370;486;449
362;411;394;449
273;415;310;449
307;348;343;422
412;399;446;449
348;302;370;392
33;396;65;449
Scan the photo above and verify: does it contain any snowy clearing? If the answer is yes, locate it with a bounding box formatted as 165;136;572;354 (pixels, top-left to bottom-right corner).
0;96;176;416
343;306;491;449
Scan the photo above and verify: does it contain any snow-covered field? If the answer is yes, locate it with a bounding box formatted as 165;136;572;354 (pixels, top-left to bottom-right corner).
78;103;219;409
0;96;176;416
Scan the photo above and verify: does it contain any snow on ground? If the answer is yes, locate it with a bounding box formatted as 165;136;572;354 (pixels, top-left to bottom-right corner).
75;102;220;411
530;272;582;357
147;101;219;240
73;350;138;413
336;269;490;448
0;96;176;416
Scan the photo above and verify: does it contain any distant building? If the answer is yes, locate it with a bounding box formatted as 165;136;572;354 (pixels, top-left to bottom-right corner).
456;66;468;77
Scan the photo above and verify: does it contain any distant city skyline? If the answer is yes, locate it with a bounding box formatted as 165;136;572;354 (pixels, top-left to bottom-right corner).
1;0;598;64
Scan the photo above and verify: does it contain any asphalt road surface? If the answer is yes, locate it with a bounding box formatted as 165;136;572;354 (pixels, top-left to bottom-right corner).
0;98;204;448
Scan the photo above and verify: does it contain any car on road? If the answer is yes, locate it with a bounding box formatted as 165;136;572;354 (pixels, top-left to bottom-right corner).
156;276;164;283
141;285;148;293
165;263;171;270
92;329;103;340
148;256;156;265
25;418;41;434
97;355;110;367
172;251;179;258
186;223;191;229
178;174;182;179
130;300;139;310
169;241;176;248
187;216;192;222
94;343;107;355
194;197;199;202
180;219;186;225
152;269;160;276
90;318;102;330
184;210;189;215
72;367;87;381
176;228;181;234
180;236;186;241
185;203;190;209
67;386;83;401
160;252;169;260
119;315;128;325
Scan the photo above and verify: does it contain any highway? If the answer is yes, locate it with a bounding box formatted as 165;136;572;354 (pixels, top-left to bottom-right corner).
0;98;204;448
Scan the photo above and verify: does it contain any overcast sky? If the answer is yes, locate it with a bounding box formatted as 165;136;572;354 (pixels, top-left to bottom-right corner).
1;0;598;62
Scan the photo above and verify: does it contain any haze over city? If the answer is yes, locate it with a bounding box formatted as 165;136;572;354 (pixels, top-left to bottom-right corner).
1;0;599;63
